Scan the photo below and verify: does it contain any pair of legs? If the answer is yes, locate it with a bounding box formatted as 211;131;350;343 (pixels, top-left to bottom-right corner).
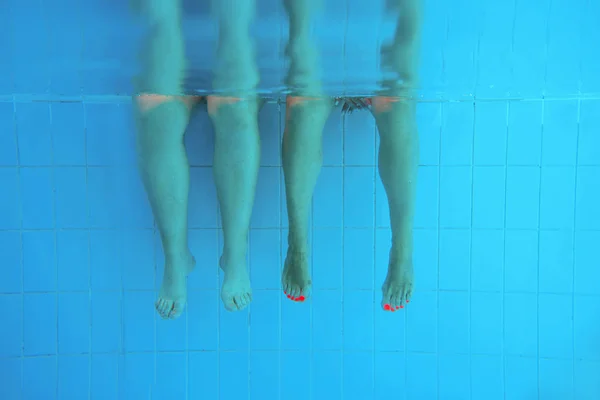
135;0;260;319
281;0;421;311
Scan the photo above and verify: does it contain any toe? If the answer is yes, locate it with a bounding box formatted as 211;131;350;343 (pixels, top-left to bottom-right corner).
169;300;185;319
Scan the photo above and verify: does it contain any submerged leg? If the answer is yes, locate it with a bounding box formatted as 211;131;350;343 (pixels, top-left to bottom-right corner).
134;0;200;320
281;96;333;302
376;0;422;312
209;96;261;311
209;0;261;312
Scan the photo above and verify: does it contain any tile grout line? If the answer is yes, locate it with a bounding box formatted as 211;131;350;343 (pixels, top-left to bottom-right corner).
277;98;283;400
501;99;511;399
434;102;442;400
570;96;581;398
467;99;477;400
340;112;346;400
48;99;60;399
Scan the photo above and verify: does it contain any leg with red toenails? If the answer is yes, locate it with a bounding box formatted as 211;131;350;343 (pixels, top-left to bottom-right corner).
375;0;422;312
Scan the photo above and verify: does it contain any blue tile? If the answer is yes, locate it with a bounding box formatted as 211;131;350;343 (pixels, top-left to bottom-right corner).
58;355;90;400
471;229;504;292
258;103;281;166
405;291;437;353
439;166;472;229
188;167;218;229
0;358;22;400
312;290;343;350
91;354;119;399
545;10;581;95
314;167;343;227
343;352;373;399
542;100;579;165
438;354;470;400
20;167;54;229
505;356;538;399
185;113;214;167
56;230;89;291
187;290;219;351
0;231;22;293
539;358;574;399
0;168;20;229
343;229;374;290
91;291;121;353
249;290;280;350
413;229;438;292
414;166;439;229
322;113;343;166
438;229;470;291
58;292;90;355
574;295;600;360
470;292;502;355
23;293;57;356
343;167;375;228
472;166;505;229
187;230;219;290
540;166;576;229
344;112;376;166
189;352;218;399
156;311;187;353
441;102;474;166
251;166;281;228
220;352;249;399
343;290;374;351
313;351;342;400
16;103;52;166
281;351;310;400
507;101;543;165
280;297;311;350
23;356;57;400
576;166;600;230
219;306;249;351
471;355;503;400
249;229;281;290
374;351;405;400
50;103;86;165
118;353;154;399
505;166;540;229
0;103;17;166
504;230;538;292
574;360;600;400
54;167;88;228
512;4;546;96
504;293;537;357
23;231;56;292
312;229;343;289
85;103;134;166
406;352;437;399
578;100;600;166
0;294;22;357
474;102;507;165
121;230;155;291
417;102;441;166
438;291;469;354
155;353;186;400
539;230;573;293
122;291;155;353
539;293;573;359
90;230;121;291
249;351;279;399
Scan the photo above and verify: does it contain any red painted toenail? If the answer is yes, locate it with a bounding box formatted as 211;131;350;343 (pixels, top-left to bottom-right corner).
391;308;395;312
287;295;291;298
384;304;391;311
396;306;400;309
297;296;305;302
400;305;404;308
406;300;410;303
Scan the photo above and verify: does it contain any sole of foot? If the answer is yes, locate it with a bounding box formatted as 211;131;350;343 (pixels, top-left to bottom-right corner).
155;251;196;320
219;256;253;312
381;256;414;312
282;249;311;302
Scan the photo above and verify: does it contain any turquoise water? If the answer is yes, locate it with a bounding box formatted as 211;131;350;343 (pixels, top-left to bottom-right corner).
1;0;599;399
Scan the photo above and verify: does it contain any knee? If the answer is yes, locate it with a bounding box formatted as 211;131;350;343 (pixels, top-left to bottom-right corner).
207;96;259;133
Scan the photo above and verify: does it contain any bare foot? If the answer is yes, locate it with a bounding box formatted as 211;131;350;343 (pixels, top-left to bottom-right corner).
219;256;252;311
282;249;311;302
155;251;196;319
381;251;413;312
